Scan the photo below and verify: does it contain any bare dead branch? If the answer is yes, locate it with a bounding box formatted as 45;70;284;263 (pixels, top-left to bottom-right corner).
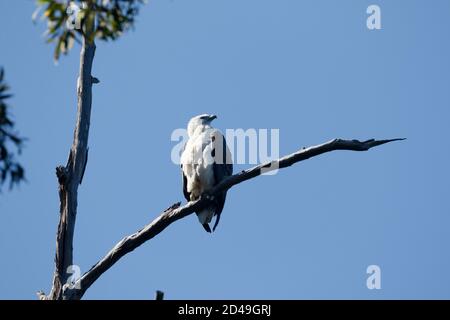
46;25;97;300
155;290;165;300
61;137;404;300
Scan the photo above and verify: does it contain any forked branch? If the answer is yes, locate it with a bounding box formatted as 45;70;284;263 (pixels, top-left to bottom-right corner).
60;137;404;300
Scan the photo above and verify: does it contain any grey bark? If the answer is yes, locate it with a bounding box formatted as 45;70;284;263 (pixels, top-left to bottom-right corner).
58;138;404;300
45;30;97;300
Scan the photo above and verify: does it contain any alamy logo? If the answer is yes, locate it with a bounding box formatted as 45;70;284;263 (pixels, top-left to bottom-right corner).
66;1;85;30
366;265;381;290
171;128;280;175
367;5;382;30
64;265;81;290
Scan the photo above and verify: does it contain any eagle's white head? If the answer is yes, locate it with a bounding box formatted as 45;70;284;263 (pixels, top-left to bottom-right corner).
187;114;217;137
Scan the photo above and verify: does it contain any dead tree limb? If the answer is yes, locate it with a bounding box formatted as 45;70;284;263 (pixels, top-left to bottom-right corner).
59;138;404;300
45;18;97;300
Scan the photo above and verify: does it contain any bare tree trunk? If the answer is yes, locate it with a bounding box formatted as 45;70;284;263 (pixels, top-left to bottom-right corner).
46;32;97;300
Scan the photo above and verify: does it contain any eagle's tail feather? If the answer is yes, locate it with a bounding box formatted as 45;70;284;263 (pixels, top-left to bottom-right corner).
212;213;221;232
202;223;212;233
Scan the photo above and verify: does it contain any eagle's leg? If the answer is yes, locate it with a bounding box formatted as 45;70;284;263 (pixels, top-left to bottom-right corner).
201;190;215;202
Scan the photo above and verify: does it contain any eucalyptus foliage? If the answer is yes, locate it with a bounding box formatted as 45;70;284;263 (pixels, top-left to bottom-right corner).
0;68;24;191
34;0;145;61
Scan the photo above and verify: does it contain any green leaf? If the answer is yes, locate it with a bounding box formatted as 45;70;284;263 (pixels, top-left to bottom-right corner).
34;0;146;61
0;94;12;100
0;67;25;191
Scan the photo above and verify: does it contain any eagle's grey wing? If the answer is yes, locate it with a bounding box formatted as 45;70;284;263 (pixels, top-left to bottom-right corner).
180;142;191;202
181;164;191;202
212;134;233;231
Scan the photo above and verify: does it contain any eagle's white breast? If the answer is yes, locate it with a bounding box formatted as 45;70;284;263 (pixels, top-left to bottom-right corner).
181;129;217;200
180;114;232;232
181;126;222;225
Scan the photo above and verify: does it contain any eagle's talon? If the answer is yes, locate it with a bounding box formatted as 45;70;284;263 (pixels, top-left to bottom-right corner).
202;192;214;201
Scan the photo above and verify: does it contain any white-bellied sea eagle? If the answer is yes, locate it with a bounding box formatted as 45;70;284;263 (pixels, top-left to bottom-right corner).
180;114;233;233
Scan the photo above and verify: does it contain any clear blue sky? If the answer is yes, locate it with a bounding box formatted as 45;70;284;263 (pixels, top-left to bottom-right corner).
1;0;449;299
